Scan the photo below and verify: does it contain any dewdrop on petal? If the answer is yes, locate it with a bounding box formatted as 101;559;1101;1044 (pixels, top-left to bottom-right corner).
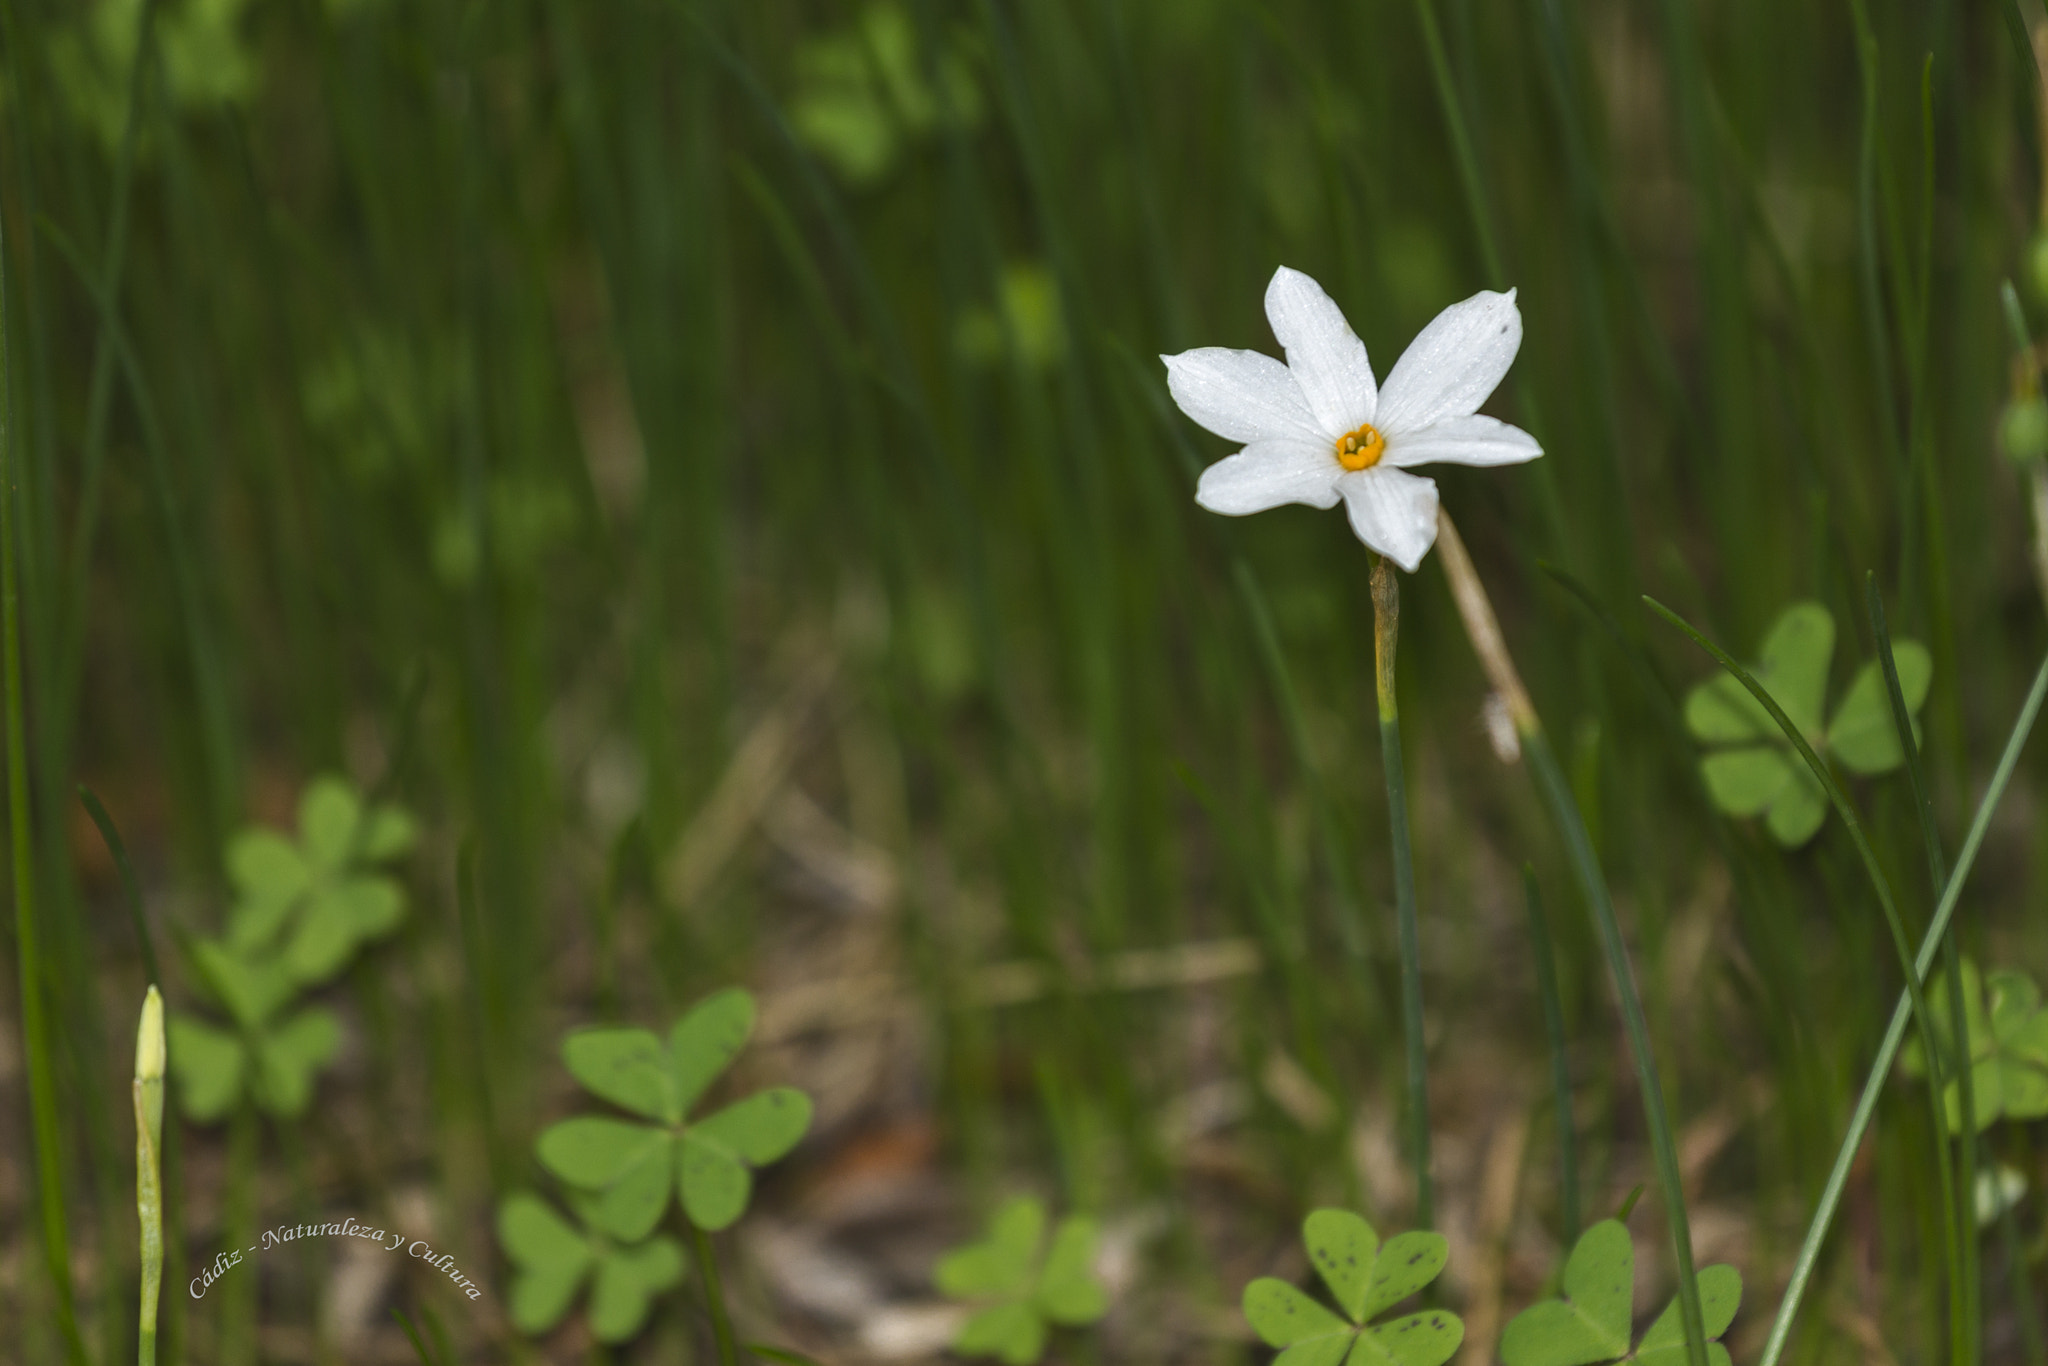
1162;266;1542;571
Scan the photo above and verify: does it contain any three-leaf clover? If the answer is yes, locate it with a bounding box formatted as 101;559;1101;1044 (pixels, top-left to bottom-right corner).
536;988;812;1236
168;776;416;1123
1241;1209;1463;1366
1899;957;2048;1133
497;1190;685;1342
1499;1220;1741;1366
224;774;416;985
1683;601;1930;847
935;1196;1110;1365
168;940;341;1121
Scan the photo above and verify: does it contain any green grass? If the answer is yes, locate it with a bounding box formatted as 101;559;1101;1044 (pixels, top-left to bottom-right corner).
4;0;2048;1361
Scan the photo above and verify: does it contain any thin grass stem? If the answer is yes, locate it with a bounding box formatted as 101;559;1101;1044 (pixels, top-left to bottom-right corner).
692;1222;742;1366
0;165;87;1366
1522;866;1580;1245
1434;513;1710;1366
1753;650;2048;1366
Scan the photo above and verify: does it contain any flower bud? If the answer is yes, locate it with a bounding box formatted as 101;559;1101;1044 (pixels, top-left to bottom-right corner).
136;984;165;1082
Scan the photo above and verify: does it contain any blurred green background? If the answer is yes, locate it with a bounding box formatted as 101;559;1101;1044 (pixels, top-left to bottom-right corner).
5;0;2048;1360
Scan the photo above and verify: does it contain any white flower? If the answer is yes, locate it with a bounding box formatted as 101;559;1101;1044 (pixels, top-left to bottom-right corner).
1162;266;1542;572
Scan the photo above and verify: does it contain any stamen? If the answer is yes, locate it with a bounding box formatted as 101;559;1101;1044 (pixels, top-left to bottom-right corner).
1335;423;1385;471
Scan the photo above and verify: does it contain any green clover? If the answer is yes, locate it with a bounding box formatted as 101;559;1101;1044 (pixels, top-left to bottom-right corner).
1683;601;1930;847
788;1;982;186
1499;1220;1741;1366
1898;957;2048;1133
535;988;812;1236
1241;1209;1462;1366
933;1197;1110;1365
225;773;416;987
167;940;341;1122
497;1190;685;1343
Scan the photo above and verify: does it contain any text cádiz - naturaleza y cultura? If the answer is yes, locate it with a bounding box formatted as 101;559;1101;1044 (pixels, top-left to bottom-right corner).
190;1217;483;1300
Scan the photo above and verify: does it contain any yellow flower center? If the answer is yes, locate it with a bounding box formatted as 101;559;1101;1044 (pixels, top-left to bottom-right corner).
1335;423;1385;472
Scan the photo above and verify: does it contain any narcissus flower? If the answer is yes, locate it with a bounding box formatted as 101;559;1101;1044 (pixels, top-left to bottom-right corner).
1163;267;1542;571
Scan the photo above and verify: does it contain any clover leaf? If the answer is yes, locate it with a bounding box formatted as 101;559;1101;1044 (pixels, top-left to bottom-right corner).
1499;1220;1741;1366
167;1001;341;1122
1898;958;2048;1133
788;1;983;186
536;988;812;1234
935;1197;1110;1365
497;1191;685;1343
1683;601;1930;847
1241;1209;1462;1366
224;774;415;987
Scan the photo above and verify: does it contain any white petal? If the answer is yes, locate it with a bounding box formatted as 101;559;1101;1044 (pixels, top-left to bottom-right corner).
1336;468;1439;571
1375;289;1524;432
1263;266;1376;434
1195;440;1342;515
1162;348;1322;445
1383;414;1542;469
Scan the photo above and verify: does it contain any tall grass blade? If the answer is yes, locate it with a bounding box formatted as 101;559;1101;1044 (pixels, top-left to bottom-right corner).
1754;650;2048;1365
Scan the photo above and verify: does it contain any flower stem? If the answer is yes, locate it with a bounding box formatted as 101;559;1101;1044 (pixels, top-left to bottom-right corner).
1433;511;1710;1366
1372;558;1432;1229
692;1222;742;1366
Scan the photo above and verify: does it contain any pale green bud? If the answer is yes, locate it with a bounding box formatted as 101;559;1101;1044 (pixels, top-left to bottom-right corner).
136;984;165;1082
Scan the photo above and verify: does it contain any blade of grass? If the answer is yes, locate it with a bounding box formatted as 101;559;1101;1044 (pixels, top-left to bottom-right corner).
1522;866;1580;1244
1753;649;2048;1366
1;166;88;1366
1870;574;1979;1366
1646;595;1967;1357
1435;514;1709;1366
80;786;159;986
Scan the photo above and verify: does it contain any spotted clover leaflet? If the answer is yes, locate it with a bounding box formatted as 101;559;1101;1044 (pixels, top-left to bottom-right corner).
1241;1209;1463;1366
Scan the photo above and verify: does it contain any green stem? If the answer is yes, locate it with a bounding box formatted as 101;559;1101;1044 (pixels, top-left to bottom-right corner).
692;1222;741;1366
1869;577;1980;1365
1755;651;2048;1366
1431;515;1707;1366
1523;730;1710;1366
1649;596;1972;1356
1372;558;1431;1228
1523;866;1580;1245
0;165;87;1366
